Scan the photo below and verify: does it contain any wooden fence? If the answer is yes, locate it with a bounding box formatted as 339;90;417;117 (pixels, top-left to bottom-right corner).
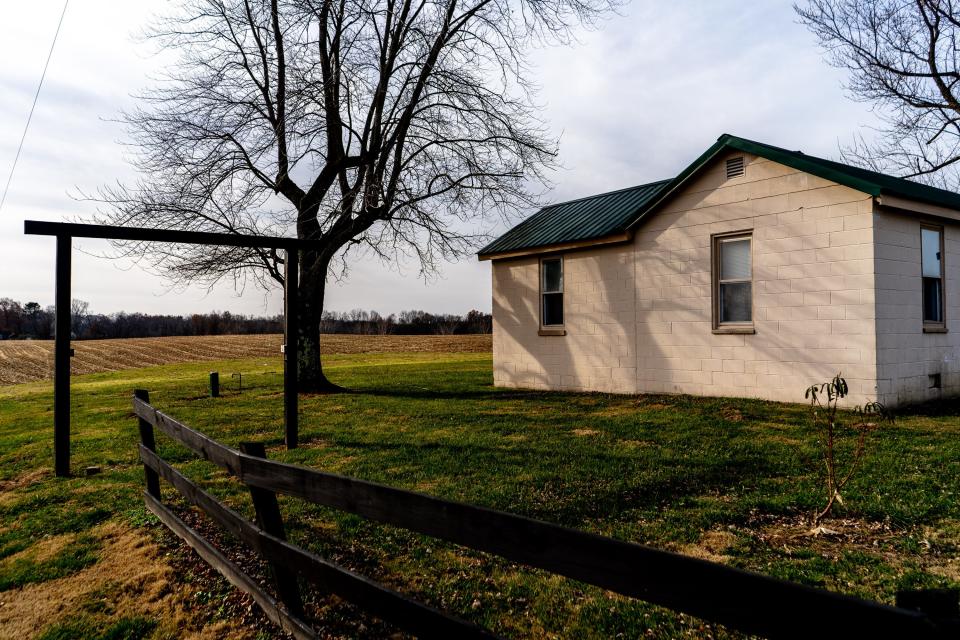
132;390;960;639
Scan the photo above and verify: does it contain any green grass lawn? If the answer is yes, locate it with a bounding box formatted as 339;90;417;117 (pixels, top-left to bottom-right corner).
1;351;959;639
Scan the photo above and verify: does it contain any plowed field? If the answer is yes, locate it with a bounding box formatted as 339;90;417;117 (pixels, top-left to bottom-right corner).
0;334;491;385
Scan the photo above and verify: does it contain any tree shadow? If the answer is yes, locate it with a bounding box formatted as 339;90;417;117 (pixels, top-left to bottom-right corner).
892;398;960;418
281;437;778;529
346;386;568;402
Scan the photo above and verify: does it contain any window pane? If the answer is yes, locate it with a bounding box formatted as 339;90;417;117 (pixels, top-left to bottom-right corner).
542;259;562;293
543;293;563;326
721;239;751;280
922;228;942;278
923;277;943;323
720;282;752;323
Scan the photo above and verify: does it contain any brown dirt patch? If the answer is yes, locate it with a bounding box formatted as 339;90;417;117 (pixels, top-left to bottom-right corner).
0;468;48;493
1;532;76;568
633;398;671;411
618;439;653;449
0;470;48;507
927;560;960;581
0;334;492;386
720;406;743;422
680;530;737;564
0;522;253;640
749;514;907;560
572;428;600;437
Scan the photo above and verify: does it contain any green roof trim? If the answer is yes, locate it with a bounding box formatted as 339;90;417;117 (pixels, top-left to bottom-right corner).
724;134;960;208
480;133;960;258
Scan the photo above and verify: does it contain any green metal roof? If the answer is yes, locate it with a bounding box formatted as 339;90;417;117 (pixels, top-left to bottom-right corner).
477;179;671;256
480;133;960;258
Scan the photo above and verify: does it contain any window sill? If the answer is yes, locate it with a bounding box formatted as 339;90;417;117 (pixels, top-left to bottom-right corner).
538;328;566;337
923;326;948;334
713;326;755;335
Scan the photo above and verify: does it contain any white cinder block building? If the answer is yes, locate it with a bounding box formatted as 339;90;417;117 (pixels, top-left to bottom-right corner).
478;135;960;407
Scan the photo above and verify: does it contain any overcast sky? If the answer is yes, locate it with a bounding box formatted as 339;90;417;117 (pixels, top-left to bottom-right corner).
0;1;878;317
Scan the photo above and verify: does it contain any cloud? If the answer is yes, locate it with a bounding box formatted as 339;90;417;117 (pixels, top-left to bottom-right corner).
0;0;877;317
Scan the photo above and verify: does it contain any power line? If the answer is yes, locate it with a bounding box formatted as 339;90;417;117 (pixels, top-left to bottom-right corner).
0;0;71;214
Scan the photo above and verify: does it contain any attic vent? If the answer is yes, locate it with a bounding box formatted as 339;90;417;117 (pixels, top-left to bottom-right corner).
726;156;745;179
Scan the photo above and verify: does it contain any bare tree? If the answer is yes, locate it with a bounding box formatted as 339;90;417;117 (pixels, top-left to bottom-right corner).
435;313;460;334
91;0;616;391
370;311;395;335
71;299;90;337
798;0;960;187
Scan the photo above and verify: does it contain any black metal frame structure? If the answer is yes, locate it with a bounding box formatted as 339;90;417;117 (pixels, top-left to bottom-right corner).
24;220;318;476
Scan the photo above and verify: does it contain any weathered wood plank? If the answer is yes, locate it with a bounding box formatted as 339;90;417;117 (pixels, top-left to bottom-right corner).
140;447;499;640
135;397;944;639
144;493;317;640
133;390;161;499
239;442;304;617
236;456;938;639
140;446;255;546
133;397;241;475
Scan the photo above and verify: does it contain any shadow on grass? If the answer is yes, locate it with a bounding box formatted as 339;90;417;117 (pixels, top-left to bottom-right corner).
281;436;775;527
893;398;960;418
337;386;545;402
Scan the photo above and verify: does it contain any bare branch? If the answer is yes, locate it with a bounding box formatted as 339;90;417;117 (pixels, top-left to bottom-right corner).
798;0;960;187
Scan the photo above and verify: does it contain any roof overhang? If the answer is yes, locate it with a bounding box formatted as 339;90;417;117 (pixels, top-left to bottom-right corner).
477;231;631;261
874;194;960;224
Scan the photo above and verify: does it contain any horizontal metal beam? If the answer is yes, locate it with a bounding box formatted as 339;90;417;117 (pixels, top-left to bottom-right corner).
24;220;322;250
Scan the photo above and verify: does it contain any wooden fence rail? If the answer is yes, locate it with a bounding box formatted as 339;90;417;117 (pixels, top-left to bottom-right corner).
132;391;960;639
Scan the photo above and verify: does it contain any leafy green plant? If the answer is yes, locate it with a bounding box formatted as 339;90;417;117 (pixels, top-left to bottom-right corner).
805;374;893;526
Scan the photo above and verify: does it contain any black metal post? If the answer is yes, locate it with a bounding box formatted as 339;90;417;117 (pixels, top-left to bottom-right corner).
54;234;72;477
283;249;299;449
209;371;220;397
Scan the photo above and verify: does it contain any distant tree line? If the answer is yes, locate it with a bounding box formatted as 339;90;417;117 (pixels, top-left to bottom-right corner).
320;309;491;335
0;298;491;339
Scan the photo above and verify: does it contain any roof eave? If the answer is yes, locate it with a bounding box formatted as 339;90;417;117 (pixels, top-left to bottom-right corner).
477;231;632;261
874;193;960;223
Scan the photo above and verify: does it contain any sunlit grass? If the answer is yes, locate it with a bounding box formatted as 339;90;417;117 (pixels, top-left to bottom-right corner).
1;352;958;638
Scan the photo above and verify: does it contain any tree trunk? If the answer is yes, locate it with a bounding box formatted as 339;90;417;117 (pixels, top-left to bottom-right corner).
295;250;343;392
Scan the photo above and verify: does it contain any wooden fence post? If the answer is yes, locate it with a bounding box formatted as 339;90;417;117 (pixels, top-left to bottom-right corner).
239;442;304;617
134;389;161;499
54;234;72;477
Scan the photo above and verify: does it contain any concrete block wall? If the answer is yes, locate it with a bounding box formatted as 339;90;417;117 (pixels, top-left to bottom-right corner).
492;247;638;393
491;152;886;406
632;153;879;404
873;209;960;405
